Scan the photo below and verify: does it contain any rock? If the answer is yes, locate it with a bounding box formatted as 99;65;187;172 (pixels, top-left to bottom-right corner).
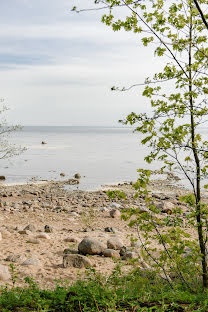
120;247;138;260
64;237;79;243
26;239;40;244
122;251;138;260
0;176;6;181
74;173;81;179
104;227;117;233
109;209;121;218
131;240;141;248
21;254;41;266
41;141;47;145
63;249;79;255
68;212;79;217
5;254;22;263
18;230;31;235
78;237;105;255
44;225;53;233
107;237;124;250
109;203;121;209
103;249;120;259
60;173;65;177
63;254;92;268
161;208;173;215
0;264;10;281
156;201;175;211
36;233;50;239
24;224;36;232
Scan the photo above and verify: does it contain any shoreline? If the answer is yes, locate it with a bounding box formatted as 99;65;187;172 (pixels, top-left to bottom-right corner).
0;174;207;289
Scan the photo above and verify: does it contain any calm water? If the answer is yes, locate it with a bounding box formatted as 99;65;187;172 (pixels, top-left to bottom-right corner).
0;126;151;190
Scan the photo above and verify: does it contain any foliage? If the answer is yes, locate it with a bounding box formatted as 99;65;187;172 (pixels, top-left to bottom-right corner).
74;0;208;288
1;268;208;311
0;101;24;160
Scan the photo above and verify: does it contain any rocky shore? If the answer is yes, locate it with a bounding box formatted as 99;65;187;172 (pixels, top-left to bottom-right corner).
0;176;207;288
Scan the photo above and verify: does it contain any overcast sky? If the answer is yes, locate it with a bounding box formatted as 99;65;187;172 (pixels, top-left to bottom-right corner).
0;0;164;126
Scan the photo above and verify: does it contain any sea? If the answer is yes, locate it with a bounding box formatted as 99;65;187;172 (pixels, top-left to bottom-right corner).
0;126;152;190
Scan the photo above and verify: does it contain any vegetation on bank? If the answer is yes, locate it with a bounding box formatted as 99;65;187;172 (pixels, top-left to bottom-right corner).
0;266;208;312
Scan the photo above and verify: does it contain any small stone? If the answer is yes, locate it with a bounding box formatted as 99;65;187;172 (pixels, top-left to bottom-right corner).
0;264;10;281
103;249;120;259
109;209;121;218
122;251;138;260
36;233;50;239
64;237;79;243
18;230;31;235
104;227;117;233
74;173;81;179
27;239;40;244
21;254;40;266
5;254;22;263
41;141;47;145
24;224;36;232
109;203;121;209
60;173;65;177
107;237;124;250
63;249;78;255
0;176;6;181
44;225;53;233
131;240;141;248
63;254;92;268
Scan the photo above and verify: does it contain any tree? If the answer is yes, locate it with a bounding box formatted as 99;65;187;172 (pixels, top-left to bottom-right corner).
0;101;24;160
74;0;208;288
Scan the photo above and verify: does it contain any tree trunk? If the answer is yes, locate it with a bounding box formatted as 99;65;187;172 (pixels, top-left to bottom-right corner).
189;11;208;288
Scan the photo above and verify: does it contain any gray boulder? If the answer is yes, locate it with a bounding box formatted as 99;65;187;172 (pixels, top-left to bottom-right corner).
63;254;92;268
78;237;105;255
103;249;120;259
107;237;124;250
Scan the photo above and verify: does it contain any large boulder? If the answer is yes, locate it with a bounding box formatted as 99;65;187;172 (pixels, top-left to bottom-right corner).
107;237;124;250
78;237;105;255
63;254;92;268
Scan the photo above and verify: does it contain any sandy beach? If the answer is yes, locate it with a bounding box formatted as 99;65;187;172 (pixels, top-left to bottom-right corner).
0;175;206;288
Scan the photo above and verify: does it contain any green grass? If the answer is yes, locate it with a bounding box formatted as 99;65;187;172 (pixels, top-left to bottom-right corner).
0;267;208;311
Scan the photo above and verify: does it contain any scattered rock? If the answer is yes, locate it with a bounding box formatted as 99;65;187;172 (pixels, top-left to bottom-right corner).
21;254;41;266
5;254;22;263
63;249;78;255
0;264;10;281
74;173;81;179
63;254;92;268
64;237;79;243
44;225;53;233
157;201;175;211
120;247;138;260
36;233;50;240
104;227;117;233
107;237;124;250
24;224;36;232
18;230;31;235
78;237;105;255
130;240;141;248
0;176;6;181
103;249;120;259
109;209;121;218
109;203;121;209
27;239;40;244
